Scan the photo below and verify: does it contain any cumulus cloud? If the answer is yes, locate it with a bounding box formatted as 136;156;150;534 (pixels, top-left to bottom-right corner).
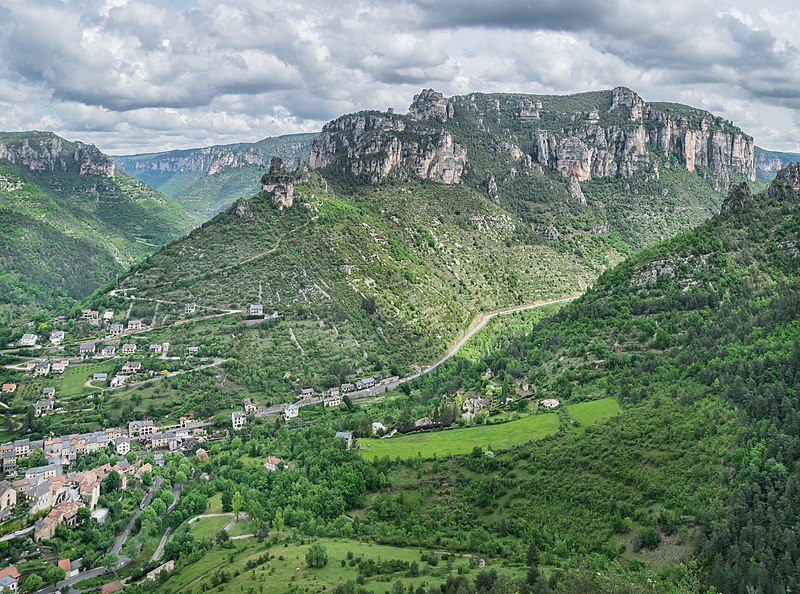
0;0;799;152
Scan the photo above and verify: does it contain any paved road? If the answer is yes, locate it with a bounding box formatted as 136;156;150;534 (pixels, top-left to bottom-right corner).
110;474;162;554
150;527;173;563
166;482;182;514
0;525;33;543
353;294;582;396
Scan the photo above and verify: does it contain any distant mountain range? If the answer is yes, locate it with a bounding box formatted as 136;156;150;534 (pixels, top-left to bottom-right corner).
115;133;316;217
0;131;201;314
754;145;800;182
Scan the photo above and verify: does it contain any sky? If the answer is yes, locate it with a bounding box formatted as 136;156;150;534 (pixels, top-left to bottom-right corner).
1;0;799;155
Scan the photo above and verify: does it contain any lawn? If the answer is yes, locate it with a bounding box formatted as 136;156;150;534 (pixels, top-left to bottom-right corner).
60;361;117;396
566;397;620;427
155;537;523;594
205;492;223;513
357;412;560;460
188;515;231;540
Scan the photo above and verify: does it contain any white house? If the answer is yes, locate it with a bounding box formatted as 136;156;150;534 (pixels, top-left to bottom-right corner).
231;411;246;430
50;331;65;345
283;404;299;421
248;304;263;316
19;334;38;347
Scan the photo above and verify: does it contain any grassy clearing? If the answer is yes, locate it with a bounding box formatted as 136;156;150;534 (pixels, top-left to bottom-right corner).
189;516;231;540
155;537;522;594
206;493;223;514
357;413;560;460
566;397;620;428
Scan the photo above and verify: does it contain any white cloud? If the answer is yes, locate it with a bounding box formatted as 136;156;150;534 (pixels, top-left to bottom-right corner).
0;0;799;153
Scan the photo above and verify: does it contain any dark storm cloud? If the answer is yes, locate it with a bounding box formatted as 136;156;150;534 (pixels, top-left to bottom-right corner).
412;0;615;31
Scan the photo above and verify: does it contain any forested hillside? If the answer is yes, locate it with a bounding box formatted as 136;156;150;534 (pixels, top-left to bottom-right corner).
0;131;200;317
374;166;800;592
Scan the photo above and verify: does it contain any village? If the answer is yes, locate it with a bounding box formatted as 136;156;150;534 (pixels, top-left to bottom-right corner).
0;294;574;594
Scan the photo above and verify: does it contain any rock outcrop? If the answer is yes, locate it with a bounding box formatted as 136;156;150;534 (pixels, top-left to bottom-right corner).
722;182;753;212
408;89;454;122
766;163;800;201
0;133;115;177
310;112;466;185
260;157;310;210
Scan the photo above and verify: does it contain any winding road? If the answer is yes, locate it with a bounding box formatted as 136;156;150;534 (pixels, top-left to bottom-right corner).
347;293;582;399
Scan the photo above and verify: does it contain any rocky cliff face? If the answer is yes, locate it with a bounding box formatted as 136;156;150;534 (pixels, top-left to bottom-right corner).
0;133;115;177
310;111;467;185
528;87;756;183
116;134;316;178
765;163;800;201
310;87;755;191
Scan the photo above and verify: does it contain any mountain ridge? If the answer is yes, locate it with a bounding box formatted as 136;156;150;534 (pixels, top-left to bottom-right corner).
0;130;201;315
115;133;316;216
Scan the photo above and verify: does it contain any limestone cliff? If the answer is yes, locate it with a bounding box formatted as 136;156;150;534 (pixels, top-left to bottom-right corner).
310;87;755;191
0;132;115;177
310;111;466;185
525;87;756;183
116;134;315;178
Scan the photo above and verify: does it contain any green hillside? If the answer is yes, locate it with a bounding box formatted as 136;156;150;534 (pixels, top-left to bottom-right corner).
374;166;800;592
115;172;605;400
0;131;201;315
116;133;316;217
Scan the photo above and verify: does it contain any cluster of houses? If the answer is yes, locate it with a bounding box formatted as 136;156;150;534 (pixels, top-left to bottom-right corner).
129;417;207;451
0;458;134;542
462;396;488;421
230;376;394;429
0;565;20;594
24;358;70;377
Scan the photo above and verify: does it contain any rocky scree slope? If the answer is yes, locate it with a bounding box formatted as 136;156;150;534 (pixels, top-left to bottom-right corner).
0;131;200;311
116;133;316;217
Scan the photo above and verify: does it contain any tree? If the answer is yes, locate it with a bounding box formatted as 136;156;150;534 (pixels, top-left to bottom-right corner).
305;542;328;568
232;491;243;520
272;509;285;532
126;450;138;464
102;553;119;572
43;566;66;584
23;575;42;592
526;540;540;585
102;470;121;493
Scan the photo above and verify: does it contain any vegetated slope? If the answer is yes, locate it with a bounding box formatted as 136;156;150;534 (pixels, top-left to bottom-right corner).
0;131;200;313
114;87;767;397
118;172;607;394
379;167;800;592
754;145;800;182
115;133;316;217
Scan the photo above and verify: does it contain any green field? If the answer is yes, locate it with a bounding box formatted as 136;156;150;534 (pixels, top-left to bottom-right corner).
155;537;522;594
357;412;560;460
566;397;620;427
188;515;232;540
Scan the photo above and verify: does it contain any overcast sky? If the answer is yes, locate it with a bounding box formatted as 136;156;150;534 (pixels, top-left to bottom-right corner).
1;0;799;155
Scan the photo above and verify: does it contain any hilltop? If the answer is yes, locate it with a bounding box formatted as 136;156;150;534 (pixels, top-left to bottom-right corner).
107;87;765;404
115;133;316;217
0;131;201;316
